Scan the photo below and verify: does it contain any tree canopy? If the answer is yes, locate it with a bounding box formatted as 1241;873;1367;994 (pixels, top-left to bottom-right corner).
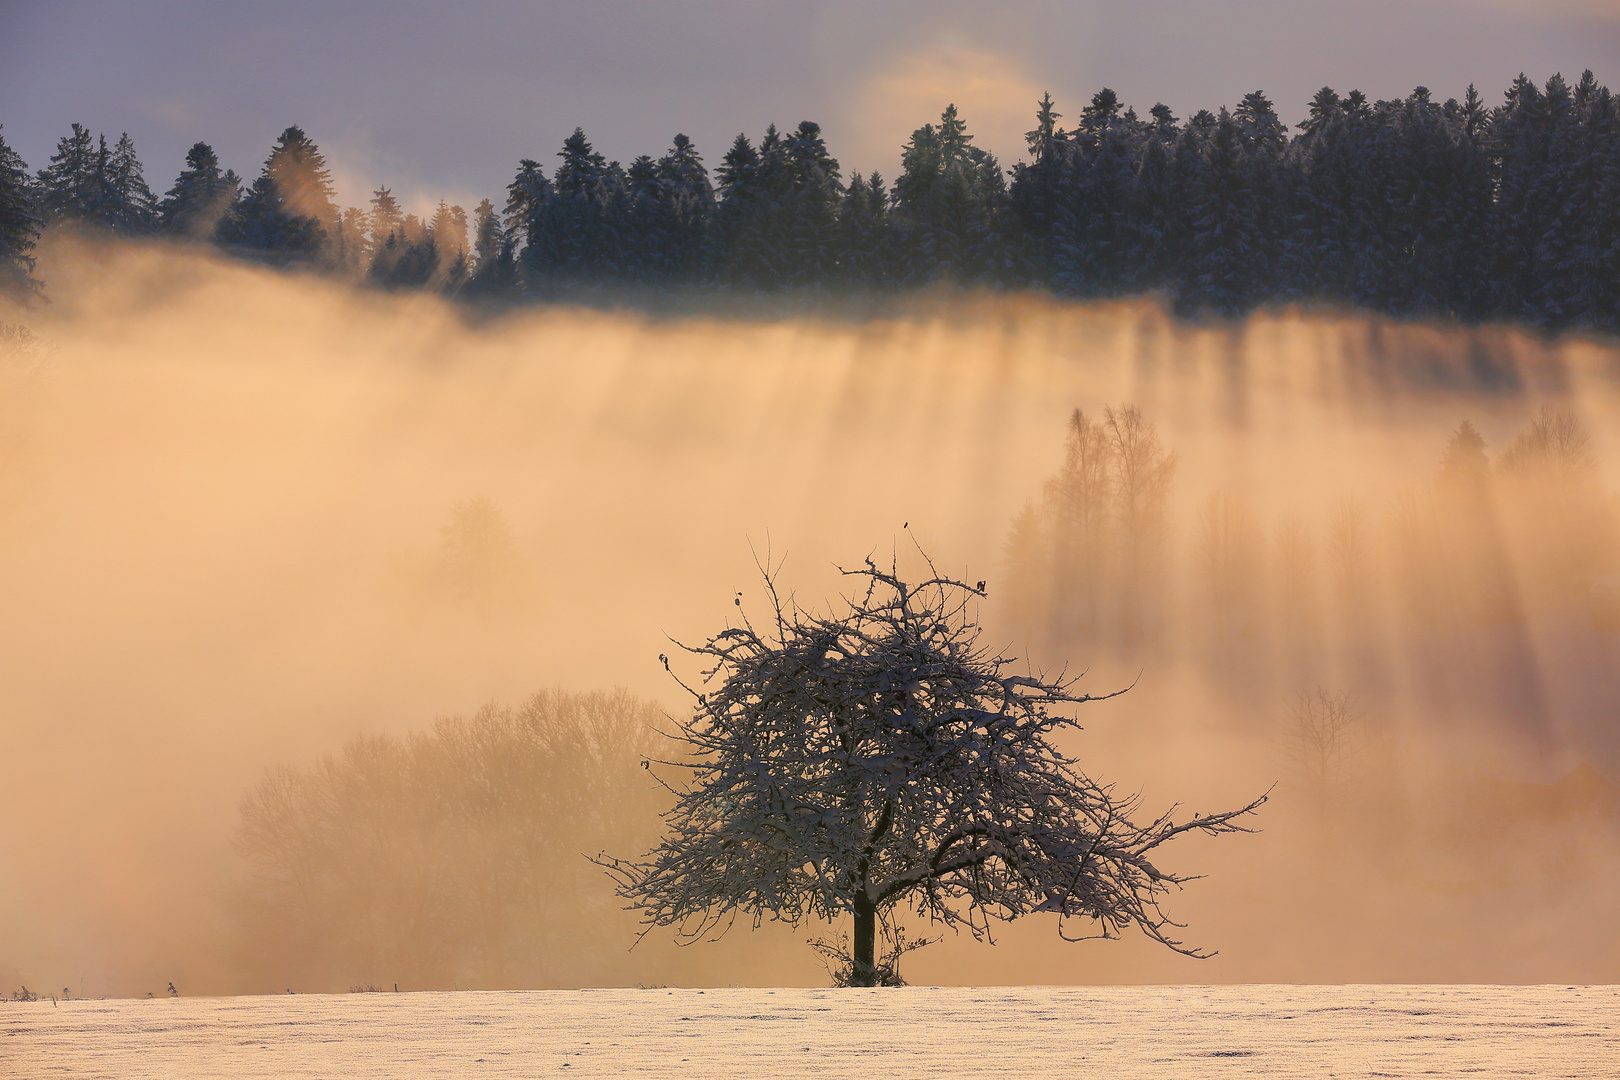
601;552;1265;985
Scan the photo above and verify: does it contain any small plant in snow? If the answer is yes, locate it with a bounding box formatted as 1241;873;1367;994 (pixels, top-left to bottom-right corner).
809;915;933;986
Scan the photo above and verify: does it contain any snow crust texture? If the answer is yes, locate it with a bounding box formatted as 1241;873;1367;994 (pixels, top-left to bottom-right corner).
5;984;1616;1079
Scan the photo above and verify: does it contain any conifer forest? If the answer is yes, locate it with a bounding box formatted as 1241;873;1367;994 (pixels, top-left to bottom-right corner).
3;71;1619;330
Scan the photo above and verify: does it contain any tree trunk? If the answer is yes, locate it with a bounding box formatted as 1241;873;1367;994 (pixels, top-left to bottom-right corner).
852;894;877;986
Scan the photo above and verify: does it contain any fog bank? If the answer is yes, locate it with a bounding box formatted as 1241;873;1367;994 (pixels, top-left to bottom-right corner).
2;236;1617;996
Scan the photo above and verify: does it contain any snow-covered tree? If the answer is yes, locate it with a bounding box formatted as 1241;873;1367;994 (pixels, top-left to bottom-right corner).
1045;89;1157;296
622;154;673;281
656;133;713;279
707;121;842;287
709;130;768;283
601;552;1265;986
833;170;889;284
891;104;1010;284
778;121;843;286
525;127;625;283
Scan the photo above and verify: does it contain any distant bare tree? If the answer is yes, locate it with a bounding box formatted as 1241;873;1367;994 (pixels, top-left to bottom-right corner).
233;689;663;991
1498;405;1593;478
1196;491;1260;641
1003;405;1177;652
434;495;522;608
1325;499;1368;598
1284;687;1359;801
999;501;1051;631
1105;405;1177;644
1496;406;1617;598
1272;515;1318;636
1438;420;1491;491
600;549;1265;986
1046;409;1116;639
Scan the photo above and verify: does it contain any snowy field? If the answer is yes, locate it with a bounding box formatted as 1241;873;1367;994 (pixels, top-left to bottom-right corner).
4;985;1617;1079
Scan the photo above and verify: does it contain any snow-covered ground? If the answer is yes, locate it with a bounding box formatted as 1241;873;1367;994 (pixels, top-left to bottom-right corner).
5;984;1615;1079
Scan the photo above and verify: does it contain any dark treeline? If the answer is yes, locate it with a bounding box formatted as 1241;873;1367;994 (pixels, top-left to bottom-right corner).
2;70;1618;329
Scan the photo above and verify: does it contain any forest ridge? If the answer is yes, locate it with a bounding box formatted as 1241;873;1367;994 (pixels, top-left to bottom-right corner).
1;72;1617;330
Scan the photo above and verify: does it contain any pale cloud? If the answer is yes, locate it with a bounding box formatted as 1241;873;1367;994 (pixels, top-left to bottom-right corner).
838;44;1047;178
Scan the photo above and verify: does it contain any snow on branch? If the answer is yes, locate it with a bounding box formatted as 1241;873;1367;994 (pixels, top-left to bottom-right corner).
596;547;1265;975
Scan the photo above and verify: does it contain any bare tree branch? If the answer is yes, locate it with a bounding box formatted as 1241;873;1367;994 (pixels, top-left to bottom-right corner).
596;549;1265;982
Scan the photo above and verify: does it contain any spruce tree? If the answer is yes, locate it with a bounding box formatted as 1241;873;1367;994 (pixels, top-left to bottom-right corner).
363;187;407;283
465;197;517;298
892;120;947;279
329;206;371;279
710;132;764;283
502;158;552;261
1230;93;1286;300
0;126;43;299
1010;94;1071;281
472;198;503;266
1048;88;1154;296
1234;91;1288;152
1178;109;1261;315
1135;118;1177;288
656;133;713;279
220;126;337;262
553;128;609;196
834;171;890;284
104;133;157;234
36;123;101;223
1148;103;1180;143
1489;74;1553;321
623;154;673;281
1025;91;1065;157
1281;89;1370;305
892;105;1006;284
36;125;155;235
1459;84;1488;140
779;121;842;286
368;187;404;250
429;199;467;289
525;128;623;284
158;142;240;239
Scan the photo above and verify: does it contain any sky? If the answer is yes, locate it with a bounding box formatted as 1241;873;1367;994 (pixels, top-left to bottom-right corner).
2;0;1619;216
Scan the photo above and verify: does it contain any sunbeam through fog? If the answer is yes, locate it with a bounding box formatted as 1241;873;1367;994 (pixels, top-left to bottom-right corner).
2;235;1618;997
